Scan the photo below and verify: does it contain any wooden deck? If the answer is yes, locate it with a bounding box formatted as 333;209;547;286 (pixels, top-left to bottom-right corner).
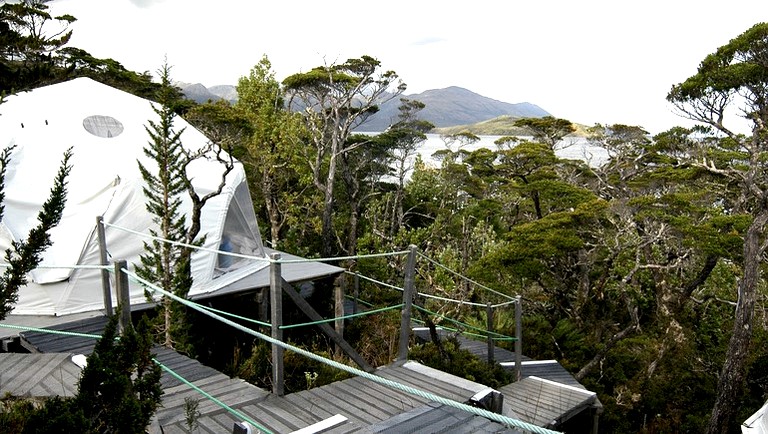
157;360;523;433
14;316;523;433
4;309;603;433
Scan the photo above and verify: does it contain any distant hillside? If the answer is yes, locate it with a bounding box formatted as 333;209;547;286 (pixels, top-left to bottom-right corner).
357;86;550;132
178;83;550;131
435;115;591;137
178;82;237;104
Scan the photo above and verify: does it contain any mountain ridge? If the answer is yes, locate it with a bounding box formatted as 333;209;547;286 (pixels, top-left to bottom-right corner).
178;83;551;131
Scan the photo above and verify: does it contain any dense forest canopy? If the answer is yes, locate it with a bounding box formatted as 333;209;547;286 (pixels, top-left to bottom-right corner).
3;2;768;433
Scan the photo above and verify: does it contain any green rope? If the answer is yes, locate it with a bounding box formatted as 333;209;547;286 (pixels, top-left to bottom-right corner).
197;304;271;328
0;323;102;339
344;295;375;307
413;305;516;340
126;270;560;434
413;319;517;342
279;304;404;330
154;359;273;434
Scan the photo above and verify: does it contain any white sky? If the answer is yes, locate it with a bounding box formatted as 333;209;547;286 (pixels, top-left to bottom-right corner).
50;0;768;134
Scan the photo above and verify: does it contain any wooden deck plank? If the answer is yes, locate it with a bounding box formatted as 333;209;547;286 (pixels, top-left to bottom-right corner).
376;367;469;402
345;376;428;412
330;378;411;416
251;394;321;429
282;392;337;420
236;403;297;434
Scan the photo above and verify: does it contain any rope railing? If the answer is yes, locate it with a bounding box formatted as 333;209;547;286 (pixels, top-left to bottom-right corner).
101;221;409;265
0;323;102;339
276;250;410;264
279;304;404;330
413;305;517;341
412;319;517;342
124;268;557;434
344;270;404;292
417;252;517;303
0;263;111;271
102;221;270;263
196;304;271;328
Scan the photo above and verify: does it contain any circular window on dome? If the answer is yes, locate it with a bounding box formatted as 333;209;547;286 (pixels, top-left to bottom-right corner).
82;115;124;138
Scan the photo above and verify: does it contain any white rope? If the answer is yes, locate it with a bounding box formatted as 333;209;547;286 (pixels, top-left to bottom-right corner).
417;252;517;302
102;221;270;263
0;263;110;270
102;221;409;264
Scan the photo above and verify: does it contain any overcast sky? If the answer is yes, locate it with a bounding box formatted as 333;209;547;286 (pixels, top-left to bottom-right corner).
50;0;768;134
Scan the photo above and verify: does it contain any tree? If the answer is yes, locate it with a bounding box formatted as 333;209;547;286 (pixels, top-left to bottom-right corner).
136;64;193;351
0;0;75;92
137;63;234;353
513;116;576;149
283;55;405;256
370;98;434;239
235;56;307;249
668;22;768;434
0;146;71;320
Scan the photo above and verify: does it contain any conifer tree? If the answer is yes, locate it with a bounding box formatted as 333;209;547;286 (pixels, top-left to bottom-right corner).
136;63;194;352
136;63;234;354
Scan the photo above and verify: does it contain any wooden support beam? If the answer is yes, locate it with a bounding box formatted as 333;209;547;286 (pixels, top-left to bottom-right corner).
96;216;113;316
334;276;345;358
398;245;417;361
280;278;374;373
270;253;285;396
114;260;131;334
487;302;495;365
515;295;523;381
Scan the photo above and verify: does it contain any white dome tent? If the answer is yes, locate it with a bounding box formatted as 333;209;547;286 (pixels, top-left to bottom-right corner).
0;77;272;316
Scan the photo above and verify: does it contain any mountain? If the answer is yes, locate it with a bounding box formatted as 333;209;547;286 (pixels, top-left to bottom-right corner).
178;83;550;130
208;85;238;102
177;82;237;104
357;86;550;132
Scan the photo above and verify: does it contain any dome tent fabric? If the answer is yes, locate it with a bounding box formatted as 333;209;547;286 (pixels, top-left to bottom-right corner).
0;77;268;316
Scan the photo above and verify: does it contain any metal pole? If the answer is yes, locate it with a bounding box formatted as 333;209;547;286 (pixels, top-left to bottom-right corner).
114;260;131;333
398;245;417;361
515;295;522;381
487;302;494;365
96;216;113;316
270;253;284;396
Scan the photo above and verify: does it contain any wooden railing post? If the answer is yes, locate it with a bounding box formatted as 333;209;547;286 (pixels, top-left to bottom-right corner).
398;245;417;361
515;295;523;381
114;260;131;333
487;302;495;365
96;216;113;316
334;274;345;358
270;253;284;396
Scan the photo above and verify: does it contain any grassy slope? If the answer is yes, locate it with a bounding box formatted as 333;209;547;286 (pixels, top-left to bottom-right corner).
433;115;590;137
